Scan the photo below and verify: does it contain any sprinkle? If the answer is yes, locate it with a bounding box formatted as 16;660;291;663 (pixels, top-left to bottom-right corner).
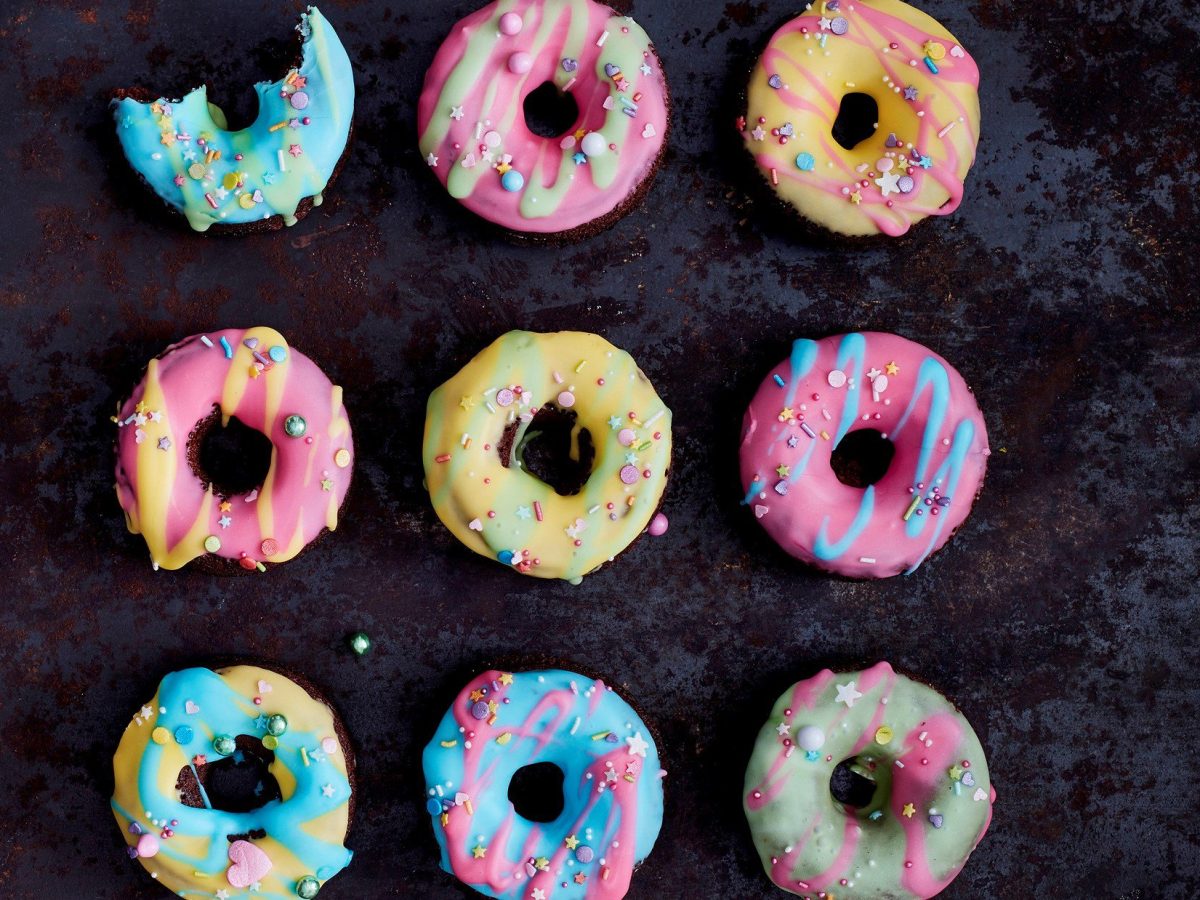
301;747;310;767
534;501;543;521
435;454;452;463
596;30;609;47
937;121;957;138
569;717;581;735
859;556;876;564
773;374;786;387
902;493;922;521
819;430;830;441
588;505;601;515
924;56;939;73
770;168;779;186
644;410;665;427
219;337;233;358
592;731;611;741
800;423;817;439
278;149;287;172
496;733;512;745
269;121;290;132
200;335;213;347
461;433;471;448
574;360;587;373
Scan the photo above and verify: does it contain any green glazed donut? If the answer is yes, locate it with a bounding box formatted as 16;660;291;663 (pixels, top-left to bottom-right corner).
744;662;995;898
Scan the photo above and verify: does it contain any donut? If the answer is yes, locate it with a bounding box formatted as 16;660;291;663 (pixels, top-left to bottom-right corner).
417;0;670;239
423;331;672;583
113;327;354;573
739;0;980;237
739;332;988;578
112;7;354;233
744;662;995;898
422;668;664;899
111;665;354;898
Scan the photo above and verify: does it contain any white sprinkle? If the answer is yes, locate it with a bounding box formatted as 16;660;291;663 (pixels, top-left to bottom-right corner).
485;402;496;413
278;149;286;172
200;335;213;347
588;505;601;514
596;30;609;47
859;557;876;564
644;409;665;427
895;760;905;768
570;717;581;735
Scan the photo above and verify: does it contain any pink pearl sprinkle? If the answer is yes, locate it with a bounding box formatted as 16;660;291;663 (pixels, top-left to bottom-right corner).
648;512;669;536
508;51;533;74
499;11;523;34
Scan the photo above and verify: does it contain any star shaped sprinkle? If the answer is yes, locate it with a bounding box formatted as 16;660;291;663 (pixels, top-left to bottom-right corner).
216;892;230;900
626;732;649;758
875;171;901;197
751;125;766;141
849;190;862;205
292;75;307;89
574;873;587;885
254;714;269;730
918;154;933;169
160;131;176;146
531;890;546;900
173;174;185;187
564;834;579;850
573;151;587;165
866;367;882;381
426;152;439;168
787;435;800;448
778;407;795;422
499;673;514;686
624;452;639;466
896;155;910;171
902;803;916;818
534;857;549;871
903;85;919;101
608;416;623;429
469;688;485;702
459;395;475;410
220;501;232;512
450;106;465;120
322;783;335;798
605;768;619;783
140;705;153;720
885;361;900;376
640;62;652;75
157;436;172;451
218;515;232;529
288;144;303;158
819;16;832;29
776;464;790;477
262;171;277;185
321;478;334;492
835;681;863;707
149;410;162;423
515;506;533;520
776;721;790;737
135;401;148;414
472;845;487;859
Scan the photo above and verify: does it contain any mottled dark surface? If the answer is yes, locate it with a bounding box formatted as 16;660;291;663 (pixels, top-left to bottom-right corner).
0;0;1197;897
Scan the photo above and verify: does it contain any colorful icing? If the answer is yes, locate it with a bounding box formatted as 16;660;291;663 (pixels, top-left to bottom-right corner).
739;332;988;578
111;666;353;897
423;669;664;899
112;7;354;232
417;0;669;235
744;662;995;898
113;327;353;571
423;331;672;583
740;0;980;237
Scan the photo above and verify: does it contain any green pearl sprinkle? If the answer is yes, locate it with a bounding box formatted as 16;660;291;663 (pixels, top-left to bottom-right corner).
349;631;372;656
266;713;288;736
284;414;307;437
296;875;321;898
262;734;279;751
213;734;236;756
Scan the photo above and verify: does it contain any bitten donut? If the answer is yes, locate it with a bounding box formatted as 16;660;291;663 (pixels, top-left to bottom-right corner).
423;669;665;899
418;0;670;239
112;665;354;898
739;332;988;578
423;331;672;583
113;7;354;233
113;327;353;572
744;662;995;898
739;0;980;237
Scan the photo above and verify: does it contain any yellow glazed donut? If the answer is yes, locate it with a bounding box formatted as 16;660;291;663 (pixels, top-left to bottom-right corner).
423;331;672;583
740;0;981;237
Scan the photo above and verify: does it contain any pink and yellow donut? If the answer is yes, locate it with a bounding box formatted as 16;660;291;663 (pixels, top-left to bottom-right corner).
739;332;988;578
418;0;670;238
740;0;980;237
113;327;353;572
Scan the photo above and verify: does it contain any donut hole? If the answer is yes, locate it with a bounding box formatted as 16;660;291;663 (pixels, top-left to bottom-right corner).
832;92;879;151
190;407;273;498
506;406;595;496
829;757;880;809
830;429;895;488
175;735;281;817
523;81;581;139
508;762;565;823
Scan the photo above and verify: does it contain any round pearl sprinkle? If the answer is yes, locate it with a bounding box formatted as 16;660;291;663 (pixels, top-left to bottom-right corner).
796;724;825;751
648;512;669;536
289;91;310;110
136;833;160;858
618;428;637;447
557;391;576;408
266;714;288;736
213;734;236;756
284;415;307;438
580;131;608;157
349;631;372;655
508;51;533;74
501;170;525;192
499;11;523;35
296;875;321;899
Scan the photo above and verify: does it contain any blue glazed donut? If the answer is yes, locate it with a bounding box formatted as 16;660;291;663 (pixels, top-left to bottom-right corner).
422;669;664;899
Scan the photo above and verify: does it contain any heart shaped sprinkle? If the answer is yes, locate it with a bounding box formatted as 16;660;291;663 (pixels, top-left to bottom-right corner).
961;771;975;787
561;58;578;72
642;123;657;139
226;840;272;889
603;97;615;110
973;788;988;802
950;44;965;58
928;814;944;829
184;700;200;715
754;505;769;518
468;518;484;532
768;74;783;89
604;63;620;78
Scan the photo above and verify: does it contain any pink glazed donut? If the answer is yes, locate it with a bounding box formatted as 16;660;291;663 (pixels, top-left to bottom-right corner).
417;0;670;239
113;327;353;573
739;332;988;578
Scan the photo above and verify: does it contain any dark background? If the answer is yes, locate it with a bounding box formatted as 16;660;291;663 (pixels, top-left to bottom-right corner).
1;0;1197;896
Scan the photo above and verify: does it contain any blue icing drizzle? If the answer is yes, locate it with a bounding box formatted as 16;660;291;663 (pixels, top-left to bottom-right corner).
422;670;664;900
783;338;819;407
112;7;354;232
831;332;866;444
904;417;975;573
813;484;876;560
112;667;352;894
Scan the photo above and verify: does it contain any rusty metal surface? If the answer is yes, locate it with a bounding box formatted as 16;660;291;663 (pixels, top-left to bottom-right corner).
1;0;1198;897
